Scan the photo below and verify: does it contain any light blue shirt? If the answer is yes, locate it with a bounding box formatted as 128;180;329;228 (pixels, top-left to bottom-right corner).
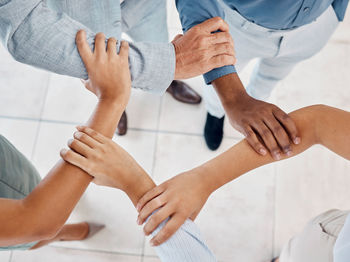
334;214;350;262
176;0;349;84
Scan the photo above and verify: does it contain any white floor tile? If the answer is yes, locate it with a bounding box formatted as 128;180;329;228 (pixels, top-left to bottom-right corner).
274;145;350;255
53;184;145;255
158;77;205;135
11;247;141;262
126;89;161;131
0;118;39;160
0;47;50;119
275;41;350;113
41;74;97;124
0;251;11;262
195;165;275;262
152;133;237;183
142;256;161;262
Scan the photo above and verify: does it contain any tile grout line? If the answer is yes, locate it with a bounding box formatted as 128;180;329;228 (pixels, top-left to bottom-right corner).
271;163;278;259
30;73;51;161
8;251;13;262
0;114;243;140
141;95;164;261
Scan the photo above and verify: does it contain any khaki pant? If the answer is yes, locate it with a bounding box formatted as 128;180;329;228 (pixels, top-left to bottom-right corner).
280;209;349;262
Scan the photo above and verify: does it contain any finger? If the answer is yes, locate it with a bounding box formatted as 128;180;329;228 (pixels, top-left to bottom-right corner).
73;131;101;149
150;213;186;246
137;195;167;225
76;126;108;144
273;109;301;145
118;41;129;59
252;121;282;159
60;148;89;171
107;37;118;57
244;126;268;156
210;42;235;57
76;30;93;69
137;185;165;212
197;17;229;33
209;31;233;45
94;32;106;56
210;54;236;69
171;34;183;42
263;116;292;157
67;138;93;157
143;205;174;236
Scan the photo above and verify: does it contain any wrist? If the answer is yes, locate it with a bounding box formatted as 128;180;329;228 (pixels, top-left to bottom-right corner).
212;73;248;106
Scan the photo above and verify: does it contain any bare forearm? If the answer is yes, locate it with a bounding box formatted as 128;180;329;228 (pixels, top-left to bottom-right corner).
196;105;350;194
0;100;123;245
212;73;247;107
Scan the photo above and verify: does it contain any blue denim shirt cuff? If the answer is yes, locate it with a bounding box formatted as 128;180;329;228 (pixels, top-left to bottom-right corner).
203;65;237;85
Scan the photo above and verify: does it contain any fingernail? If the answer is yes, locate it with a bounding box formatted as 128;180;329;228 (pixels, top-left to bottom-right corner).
137;218;141;225
286;150;293;157
294;137;301;145
259;148;267;155
274;152;282;160
150;241;155;247
136;203;140;212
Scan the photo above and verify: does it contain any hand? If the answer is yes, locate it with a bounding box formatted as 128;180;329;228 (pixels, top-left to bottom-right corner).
76;30;131;106
172;17;236;79
60;126;143;190
227;93;300;160
136;171;211;246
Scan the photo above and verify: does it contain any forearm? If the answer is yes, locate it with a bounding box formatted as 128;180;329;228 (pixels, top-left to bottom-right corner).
212;73;247;108
0;100;123;245
196;105;350;194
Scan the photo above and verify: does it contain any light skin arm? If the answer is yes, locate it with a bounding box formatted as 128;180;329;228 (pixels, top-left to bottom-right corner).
212;73;300;160
137;104;350;245
0;31;130;246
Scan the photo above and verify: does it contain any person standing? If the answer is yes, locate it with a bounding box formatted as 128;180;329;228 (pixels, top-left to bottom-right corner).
176;0;348;156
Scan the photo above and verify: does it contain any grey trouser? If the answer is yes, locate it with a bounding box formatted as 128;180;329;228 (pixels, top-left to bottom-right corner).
279;209;349;262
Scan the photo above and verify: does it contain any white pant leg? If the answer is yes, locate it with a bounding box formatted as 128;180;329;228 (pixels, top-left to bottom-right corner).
247;6;339;100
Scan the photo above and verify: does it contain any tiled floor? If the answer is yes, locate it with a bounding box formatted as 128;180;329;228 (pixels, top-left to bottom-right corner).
0;2;350;262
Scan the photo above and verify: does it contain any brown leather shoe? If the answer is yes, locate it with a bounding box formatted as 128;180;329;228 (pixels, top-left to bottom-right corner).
166;80;202;104
116;111;127;136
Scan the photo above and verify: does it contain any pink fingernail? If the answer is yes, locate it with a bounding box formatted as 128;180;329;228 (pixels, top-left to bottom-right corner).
294;137;301;145
259;148;267;155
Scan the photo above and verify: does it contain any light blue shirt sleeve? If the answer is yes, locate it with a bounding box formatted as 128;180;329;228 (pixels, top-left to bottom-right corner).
334;214;350;262
0;0;175;94
153;218;217;262
176;0;237;85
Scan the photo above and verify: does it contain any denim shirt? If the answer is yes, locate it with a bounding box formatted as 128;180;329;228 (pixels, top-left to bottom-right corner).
176;0;349;84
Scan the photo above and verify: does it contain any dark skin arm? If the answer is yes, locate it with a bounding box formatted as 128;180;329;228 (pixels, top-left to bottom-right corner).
212;73;300;160
0;30;131;246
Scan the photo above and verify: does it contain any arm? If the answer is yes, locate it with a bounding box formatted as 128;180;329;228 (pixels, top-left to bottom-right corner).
0;0;235;93
176;1;300;158
59;127;217;261
137;104;350;245
176;0;237;84
0;31;130;246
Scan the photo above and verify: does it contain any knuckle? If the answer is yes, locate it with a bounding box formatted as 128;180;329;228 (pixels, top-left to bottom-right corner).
273;126;283;134
245;130;255;138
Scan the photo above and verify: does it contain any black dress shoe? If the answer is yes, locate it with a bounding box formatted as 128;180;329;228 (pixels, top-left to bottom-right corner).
116;111;127;136
204;113;225;151
166;80;202;104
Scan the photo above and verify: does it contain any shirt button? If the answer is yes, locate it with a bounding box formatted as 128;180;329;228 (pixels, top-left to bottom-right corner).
303;7;310;12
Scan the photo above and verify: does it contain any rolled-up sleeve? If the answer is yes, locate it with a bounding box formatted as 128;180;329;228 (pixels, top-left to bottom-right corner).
176;0;236;84
0;0;174;94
